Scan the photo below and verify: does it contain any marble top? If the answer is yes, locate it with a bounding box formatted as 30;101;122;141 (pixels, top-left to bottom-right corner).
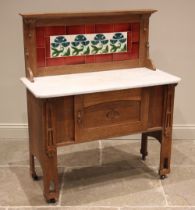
21;68;181;98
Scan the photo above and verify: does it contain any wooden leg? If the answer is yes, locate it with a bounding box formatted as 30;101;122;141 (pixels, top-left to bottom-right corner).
140;133;148;160
30;153;39;180
40;101;59;203
159;132;172;179
42;150;59;203
159;84;175;179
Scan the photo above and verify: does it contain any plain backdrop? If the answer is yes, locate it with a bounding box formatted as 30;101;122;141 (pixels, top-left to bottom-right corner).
0;0;194;139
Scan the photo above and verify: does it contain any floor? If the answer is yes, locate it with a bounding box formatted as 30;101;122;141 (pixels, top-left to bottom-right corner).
0;138;195;210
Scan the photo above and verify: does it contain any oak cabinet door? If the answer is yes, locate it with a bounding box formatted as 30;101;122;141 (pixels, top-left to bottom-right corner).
74;88;149;142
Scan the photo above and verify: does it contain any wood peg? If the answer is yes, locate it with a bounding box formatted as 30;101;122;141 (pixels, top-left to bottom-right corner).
144;27;148;32
146;42;150;48
77;111;82;124
27;67;34;82
25;51;29;57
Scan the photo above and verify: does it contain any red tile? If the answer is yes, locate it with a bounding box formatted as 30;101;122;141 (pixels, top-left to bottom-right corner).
36;48;46;67
95;54;113;63
45;37;51;58
64;56;85;65
85;55;95;63
127;31;132;52
132;31;140;42
113;52;130;61
66;25;85;35
130;42;139;59
95;24;114;33
114;23;131;32
132;23;140;42
45;26;66;36
132;23;140;31
85;24;95;34
36;27;45;48
46;57;65;67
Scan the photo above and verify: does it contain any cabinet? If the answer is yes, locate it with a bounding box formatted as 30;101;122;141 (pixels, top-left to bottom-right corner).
75;88;149;141
20;10;180;203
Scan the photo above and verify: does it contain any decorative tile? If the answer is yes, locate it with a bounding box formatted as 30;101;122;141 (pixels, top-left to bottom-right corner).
50;32;127;58
36;23;140;67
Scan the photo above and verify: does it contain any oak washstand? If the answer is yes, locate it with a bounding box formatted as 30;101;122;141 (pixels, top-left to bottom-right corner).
20;10;181;203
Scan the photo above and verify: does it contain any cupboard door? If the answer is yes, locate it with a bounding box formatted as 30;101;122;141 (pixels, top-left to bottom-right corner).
74;88;149;142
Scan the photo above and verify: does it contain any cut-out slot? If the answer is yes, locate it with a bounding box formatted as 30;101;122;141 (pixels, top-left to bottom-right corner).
49;180;55;192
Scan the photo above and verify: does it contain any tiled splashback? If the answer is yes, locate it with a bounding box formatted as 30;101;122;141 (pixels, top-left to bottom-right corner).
36;23;140;67
50;32;127;57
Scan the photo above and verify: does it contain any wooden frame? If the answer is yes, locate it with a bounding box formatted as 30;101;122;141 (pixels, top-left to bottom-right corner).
21;10;156;79
21;10;179;203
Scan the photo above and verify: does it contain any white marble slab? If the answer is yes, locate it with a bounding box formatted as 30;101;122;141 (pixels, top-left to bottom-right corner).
21;68;181;98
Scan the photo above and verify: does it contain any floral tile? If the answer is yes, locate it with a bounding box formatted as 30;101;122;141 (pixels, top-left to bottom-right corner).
50;32;127;57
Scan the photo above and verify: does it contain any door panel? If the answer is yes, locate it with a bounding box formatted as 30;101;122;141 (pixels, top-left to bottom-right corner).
75;88;149;142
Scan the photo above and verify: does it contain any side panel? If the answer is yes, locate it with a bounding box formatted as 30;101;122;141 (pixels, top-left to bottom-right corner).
27;90;45;165
50;97;75;145
148;86;164;129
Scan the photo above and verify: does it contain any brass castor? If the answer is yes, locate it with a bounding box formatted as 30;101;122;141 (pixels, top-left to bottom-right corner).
141;155;146;161
141;151;148;161
31;173;39;181
47;198;56;203
160;175;167;180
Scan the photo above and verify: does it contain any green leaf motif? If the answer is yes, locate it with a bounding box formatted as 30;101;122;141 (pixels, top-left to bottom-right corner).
91;45;102;54
83;46;90;55
72;46;83;55
63;48;70;56
121;44;127;52
102;45;109;53
110;43;121;53
51;48;63;57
